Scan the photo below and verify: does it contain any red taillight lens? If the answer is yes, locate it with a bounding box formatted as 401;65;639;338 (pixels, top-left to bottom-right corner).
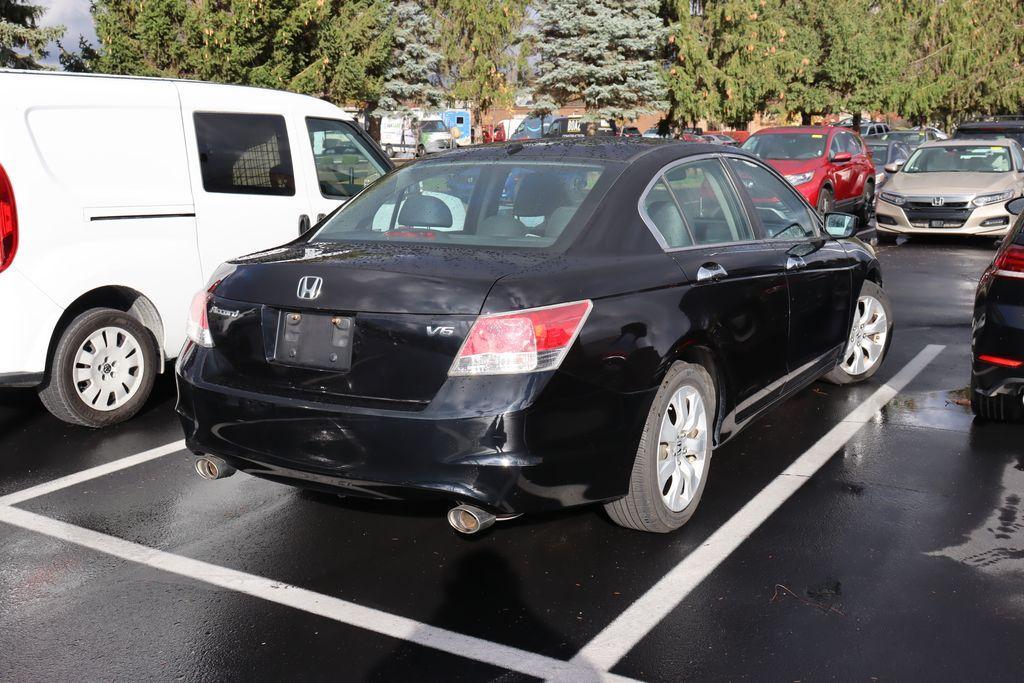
0;162;18;273
978;354;1023;368
449;300;593;376
185;290;213;348
994;244;1024;277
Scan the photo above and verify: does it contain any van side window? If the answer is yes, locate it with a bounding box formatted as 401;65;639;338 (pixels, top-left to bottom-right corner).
194;113;295;196
306;118;387;199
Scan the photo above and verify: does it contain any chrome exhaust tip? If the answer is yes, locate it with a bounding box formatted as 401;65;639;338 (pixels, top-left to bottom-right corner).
447;504;497;535
194;455;235;480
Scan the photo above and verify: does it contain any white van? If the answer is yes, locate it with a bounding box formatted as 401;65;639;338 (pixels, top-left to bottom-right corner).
0;70;392;427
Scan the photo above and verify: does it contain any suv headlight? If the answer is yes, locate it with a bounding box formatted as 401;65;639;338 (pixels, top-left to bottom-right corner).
972;189;1015;207
784;171;814;186
878;191;906;206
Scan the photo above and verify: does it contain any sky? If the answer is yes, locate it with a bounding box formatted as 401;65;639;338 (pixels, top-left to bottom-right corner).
38;0;98;66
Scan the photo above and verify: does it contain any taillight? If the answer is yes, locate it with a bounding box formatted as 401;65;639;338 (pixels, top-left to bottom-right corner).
185;290;213;348
993;244;1024;278
978;354;1023;368
449;300;593;376
0;162;17;273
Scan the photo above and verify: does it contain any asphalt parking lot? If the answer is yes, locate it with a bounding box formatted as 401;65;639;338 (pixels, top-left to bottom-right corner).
2;236;1022;681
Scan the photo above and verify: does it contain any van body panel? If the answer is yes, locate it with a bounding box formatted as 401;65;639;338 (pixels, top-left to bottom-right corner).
0;266;63;375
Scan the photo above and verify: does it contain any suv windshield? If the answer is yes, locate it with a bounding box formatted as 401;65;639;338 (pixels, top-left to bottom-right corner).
903;145;1012;173
741;133;826;160
312;161;610;249
420;120;446;133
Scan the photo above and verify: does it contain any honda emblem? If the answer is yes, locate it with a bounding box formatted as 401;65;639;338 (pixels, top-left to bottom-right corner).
931;196;945;207
296;276;323;300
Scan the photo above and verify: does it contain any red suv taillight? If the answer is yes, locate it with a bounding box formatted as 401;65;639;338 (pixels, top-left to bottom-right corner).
449;300;593;376
994;244;1024;278
0;162;17;273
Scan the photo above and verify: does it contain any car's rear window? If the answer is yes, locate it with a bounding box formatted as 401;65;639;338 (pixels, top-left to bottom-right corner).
954;128;1024;147
741;133;826;160
311;161;610;249
903;145;1012;173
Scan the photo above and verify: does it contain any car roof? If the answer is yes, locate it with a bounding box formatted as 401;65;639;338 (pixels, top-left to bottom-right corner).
917;137;1016;148
415;137;747;164
958;120;1024;130
754;126;836;135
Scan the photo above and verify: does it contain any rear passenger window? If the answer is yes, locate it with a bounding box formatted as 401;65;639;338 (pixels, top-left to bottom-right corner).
664;159;753;246
727;158;819;240
642;178;692;248
194;113;295;196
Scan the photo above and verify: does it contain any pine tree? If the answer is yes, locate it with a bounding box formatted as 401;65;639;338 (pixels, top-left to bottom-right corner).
662;3;719;129
534;0;666;122
1;0;65;69
376;1;444;114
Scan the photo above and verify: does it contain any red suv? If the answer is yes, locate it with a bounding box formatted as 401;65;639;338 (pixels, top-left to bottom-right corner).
740;126;875;219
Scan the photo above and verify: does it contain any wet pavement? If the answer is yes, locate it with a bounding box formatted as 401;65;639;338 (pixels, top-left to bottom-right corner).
2;237;1022;681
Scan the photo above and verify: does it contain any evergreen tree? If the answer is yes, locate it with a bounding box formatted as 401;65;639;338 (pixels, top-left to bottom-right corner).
435;0;528;120
376;1;444;113
534;0;666;122
1;0;65;69
662;2;719;129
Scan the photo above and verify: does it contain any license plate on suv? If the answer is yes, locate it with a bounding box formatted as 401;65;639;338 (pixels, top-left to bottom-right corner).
273;311;354;371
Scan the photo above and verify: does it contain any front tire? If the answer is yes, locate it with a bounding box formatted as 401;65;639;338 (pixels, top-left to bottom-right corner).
38;308;158;427
822;281;893;385
605;362;715;533
859;181;875;226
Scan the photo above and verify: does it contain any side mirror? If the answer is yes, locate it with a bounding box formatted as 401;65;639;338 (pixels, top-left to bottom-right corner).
884;161;904;174
832;151;852;163
824;212;859;238
1007;196;1024;216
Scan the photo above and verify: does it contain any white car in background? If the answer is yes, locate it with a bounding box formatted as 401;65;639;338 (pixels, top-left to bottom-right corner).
0;69;391;427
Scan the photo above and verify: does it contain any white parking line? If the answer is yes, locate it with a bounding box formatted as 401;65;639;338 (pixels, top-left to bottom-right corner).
570;344;945;673
0;439;185;507
0;506;634;682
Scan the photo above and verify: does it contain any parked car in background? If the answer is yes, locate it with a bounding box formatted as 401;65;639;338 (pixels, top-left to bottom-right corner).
416;118;454;156
509;116;551;141
860;121;891;137
955;118;1024;147
919;126;949;140
643;127;672;139
703;134;738;146
875;139;1024;241
176;139;891;534
481;124;507;144
544;117;618;138
864;137;912;190
971;196;1024;421
0;69;391;426
379;112;419;158
679;133;706;143
741;126;876;220
873;129;939;152
441;109;472;146
621;126;642;138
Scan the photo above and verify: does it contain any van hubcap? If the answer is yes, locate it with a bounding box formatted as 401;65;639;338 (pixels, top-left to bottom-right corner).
72;326;145;411
657;386;709;512
841;294;888;376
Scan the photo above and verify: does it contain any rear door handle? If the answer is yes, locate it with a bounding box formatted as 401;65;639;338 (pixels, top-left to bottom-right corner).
696;263;728;282
298;214;311;235
786;256;807;270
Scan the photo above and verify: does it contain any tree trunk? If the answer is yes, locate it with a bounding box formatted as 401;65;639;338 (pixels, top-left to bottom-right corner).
366;112;381;142
801;111;812;126
851;112;862;130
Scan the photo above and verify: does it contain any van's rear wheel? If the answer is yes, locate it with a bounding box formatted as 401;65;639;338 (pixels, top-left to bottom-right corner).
38;308;158;427
605;362;715;533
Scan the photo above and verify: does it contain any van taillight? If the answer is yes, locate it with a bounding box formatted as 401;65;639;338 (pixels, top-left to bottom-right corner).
0;162;17;273
994;244;1024;278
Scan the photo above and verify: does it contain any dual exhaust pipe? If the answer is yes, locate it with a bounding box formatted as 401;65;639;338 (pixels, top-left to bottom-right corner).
193;457;506;535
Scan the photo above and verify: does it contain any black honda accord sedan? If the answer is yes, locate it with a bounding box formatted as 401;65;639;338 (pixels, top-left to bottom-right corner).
972;196;1024;421
176;139;893;533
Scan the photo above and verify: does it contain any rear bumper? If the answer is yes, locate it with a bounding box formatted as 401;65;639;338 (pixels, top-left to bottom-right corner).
876;199;1012;237
972;277;1024;397
0;266;63;383
175;345;651;514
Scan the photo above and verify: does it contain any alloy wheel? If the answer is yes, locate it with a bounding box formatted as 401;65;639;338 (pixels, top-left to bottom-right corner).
72;326;146;411
841;294;888;376
656;385;709;512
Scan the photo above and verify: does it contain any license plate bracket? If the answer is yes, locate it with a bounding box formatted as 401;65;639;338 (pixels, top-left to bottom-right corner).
273;311;354;371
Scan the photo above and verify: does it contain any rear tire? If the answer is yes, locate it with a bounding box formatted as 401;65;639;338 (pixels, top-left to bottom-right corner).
859;181;875;226
971;378;1024;421
605;362;715;533
823;281;893;385
38;308;158;428
817;187;834;215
